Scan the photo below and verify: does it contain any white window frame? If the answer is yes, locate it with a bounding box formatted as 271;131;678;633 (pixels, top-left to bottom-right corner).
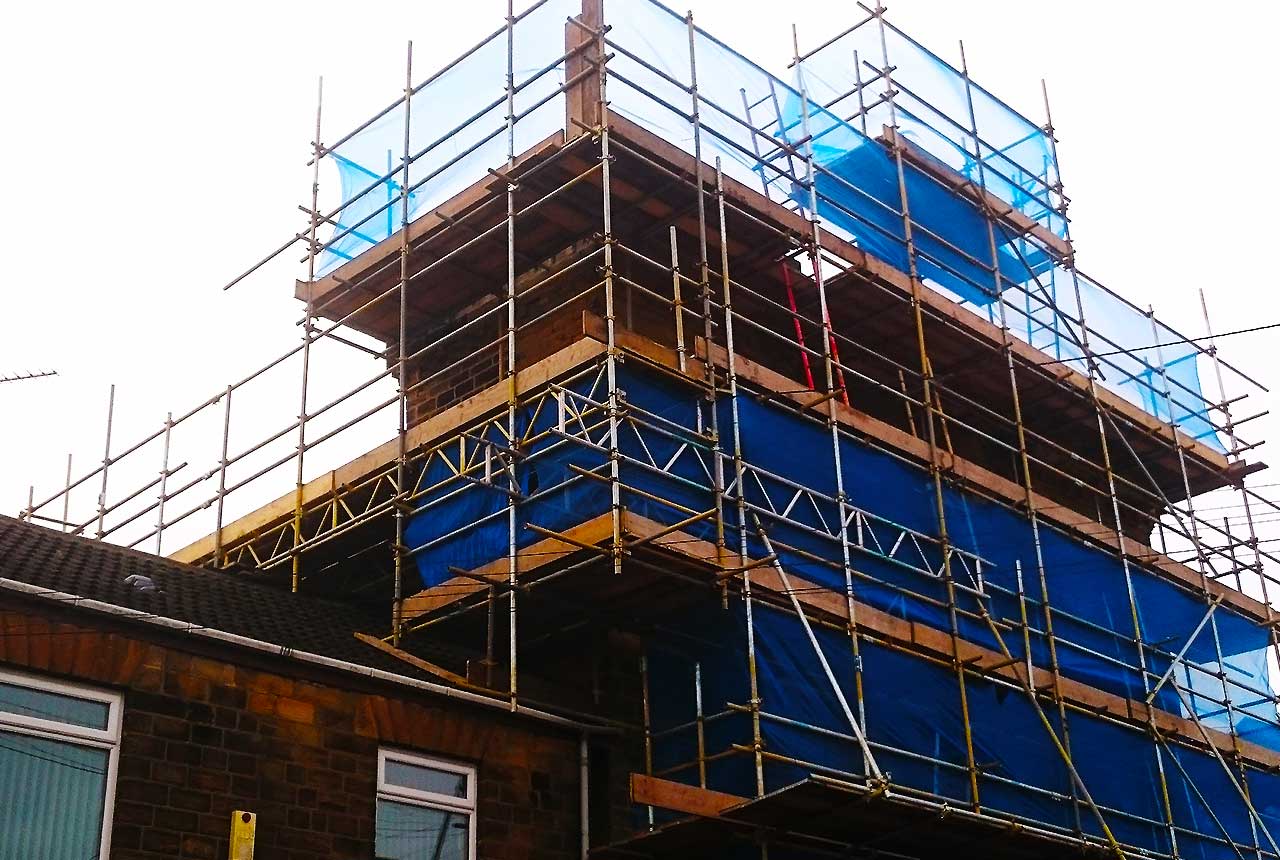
0;667;122;860
376;748;477;860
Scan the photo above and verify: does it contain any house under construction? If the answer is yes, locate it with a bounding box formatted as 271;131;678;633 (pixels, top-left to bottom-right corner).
18;1;1280;857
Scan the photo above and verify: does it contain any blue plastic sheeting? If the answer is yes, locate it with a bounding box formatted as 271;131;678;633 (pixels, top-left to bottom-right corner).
407;361;1276;756
647;607;757;795
795;19;1062;238
604;0;807;205
315;0;578;275
404;367;616;588
650;599;1279;858
798;131;1052;308
1072;272;1222;449
402;358;1278;851
770;83;1221;451
802;145;1219;450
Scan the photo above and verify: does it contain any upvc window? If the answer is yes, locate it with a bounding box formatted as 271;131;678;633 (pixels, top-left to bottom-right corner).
0;668;122;860
376;748;476;860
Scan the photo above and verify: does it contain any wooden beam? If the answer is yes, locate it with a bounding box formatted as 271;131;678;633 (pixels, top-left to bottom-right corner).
400;514;616;620
630;773;747;817
353;632;484;691
297;131;567;313
564;0;603;133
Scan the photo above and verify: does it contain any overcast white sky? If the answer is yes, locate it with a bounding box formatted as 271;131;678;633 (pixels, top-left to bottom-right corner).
1;0;1277;554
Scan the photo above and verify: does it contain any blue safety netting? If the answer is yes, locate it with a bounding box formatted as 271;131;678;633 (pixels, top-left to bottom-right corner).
406;361;1280;790
795;19;1062;238
315;0;579;275
602;0;1223;451
649;593;1280;858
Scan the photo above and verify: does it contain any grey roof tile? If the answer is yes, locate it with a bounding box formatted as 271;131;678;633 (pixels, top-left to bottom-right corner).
0;515;442;680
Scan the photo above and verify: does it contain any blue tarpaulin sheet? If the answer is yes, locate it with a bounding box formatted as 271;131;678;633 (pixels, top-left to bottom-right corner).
404;361;1279;856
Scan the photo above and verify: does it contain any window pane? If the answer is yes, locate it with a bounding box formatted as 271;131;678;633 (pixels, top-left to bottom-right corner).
0;730;109;859
376;799;469;860
0;681;110;730
385;759;468;799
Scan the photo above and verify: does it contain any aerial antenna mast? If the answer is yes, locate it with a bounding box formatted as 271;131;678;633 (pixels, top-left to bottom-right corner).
0;369;57;385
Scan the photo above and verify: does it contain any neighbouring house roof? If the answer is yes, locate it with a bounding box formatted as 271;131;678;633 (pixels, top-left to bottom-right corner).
0;514;428;679
0;516;603;732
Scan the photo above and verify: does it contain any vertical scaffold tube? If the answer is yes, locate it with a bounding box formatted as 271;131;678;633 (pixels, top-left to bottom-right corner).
714;158;763;797
686;10;722;550
1041;78;1213;859
213;385;231;566
792;26;869;772
1149;306;1261;859
392;42;413;646
155;414;172;556
869;3;981;814
62;453;72;535
956;41;1095;843
670;226;687;374
505;0;520;707
293;75;323;594
597;0;622;580
1201;293;1280;830
96;384;116;540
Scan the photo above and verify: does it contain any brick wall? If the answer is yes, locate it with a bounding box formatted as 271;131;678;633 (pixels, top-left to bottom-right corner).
0;606;590;860
400;246;608;430
403;319;503;430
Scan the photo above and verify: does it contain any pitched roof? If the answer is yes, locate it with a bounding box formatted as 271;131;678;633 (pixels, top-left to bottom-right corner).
0;515;427;679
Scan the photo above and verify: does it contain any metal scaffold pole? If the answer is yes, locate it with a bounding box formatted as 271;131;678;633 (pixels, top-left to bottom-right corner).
293;75;324;593
1150;305;1266;859
505;0;520;707
213;385;232;566
680;8;759;797
685;8;723;558
870;1;983;817
597;1;622;583
62;453;72;534
956;40;1089;843
792;21;871;777
1200;294;1280;849
95;384;116;540
715;156;765;798
155;413;173;556
392;41;413;646
1041;77;1255;858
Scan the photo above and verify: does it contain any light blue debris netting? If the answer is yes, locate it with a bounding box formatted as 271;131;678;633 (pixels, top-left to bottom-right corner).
796;19;1063;237
604;0;1223;450
315;0;580;275
314;0;1222;449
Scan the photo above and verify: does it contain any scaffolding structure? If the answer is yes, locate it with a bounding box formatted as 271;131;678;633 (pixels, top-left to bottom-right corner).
17;1;1280;857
